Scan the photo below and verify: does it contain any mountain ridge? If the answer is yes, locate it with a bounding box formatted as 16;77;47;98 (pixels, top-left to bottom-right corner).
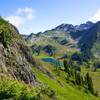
24;21;98;60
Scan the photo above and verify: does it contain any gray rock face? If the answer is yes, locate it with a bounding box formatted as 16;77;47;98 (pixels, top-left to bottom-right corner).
0;19;37;85
0;42;37;85
54;24;75;32
0;43;7;73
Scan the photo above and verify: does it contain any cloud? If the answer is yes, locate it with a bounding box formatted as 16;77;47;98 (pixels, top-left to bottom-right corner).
17;7;35;14
17;7;35;19
89;9;100;22
27;14;35;19
5;7;35;28
6;16;24;28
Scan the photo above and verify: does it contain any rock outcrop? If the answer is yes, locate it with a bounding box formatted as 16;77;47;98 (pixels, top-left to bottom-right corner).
0;17;37;85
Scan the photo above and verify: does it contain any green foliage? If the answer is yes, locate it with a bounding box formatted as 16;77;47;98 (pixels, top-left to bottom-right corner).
63;59;73;74
40;86;55;98
0;77;41;100
1;29;13;47
32;66;98;100
0;16;8;25
63;58;95;95
81;67;100;97
0;78;20;99
75;71;84;86
63;60;69;72
85;72;94;94
0;17;13;47
0;76;57;100
94;91;98;97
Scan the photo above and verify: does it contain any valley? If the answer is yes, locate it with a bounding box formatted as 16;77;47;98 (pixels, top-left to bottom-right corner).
0;17;100;100
24;20;100;98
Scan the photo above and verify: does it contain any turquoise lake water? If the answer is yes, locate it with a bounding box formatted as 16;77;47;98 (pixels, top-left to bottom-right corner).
42;58;63;67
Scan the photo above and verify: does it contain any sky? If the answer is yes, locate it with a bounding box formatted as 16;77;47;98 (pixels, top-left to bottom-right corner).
0;0;100;34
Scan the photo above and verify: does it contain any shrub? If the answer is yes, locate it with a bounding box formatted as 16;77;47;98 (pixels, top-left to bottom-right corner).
0;77;40;99
41;86;55;98
0;78;21;99
0;17;13;47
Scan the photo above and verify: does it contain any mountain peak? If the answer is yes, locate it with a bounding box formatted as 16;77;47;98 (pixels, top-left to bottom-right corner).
54;23;75;32
75;21;94;31
51;21;94;33
95;21;100;26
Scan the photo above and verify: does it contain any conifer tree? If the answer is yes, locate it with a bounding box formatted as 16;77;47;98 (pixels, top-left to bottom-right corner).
94;91;98;97
85;72;94;94
63;60;69;72
75;71;83;85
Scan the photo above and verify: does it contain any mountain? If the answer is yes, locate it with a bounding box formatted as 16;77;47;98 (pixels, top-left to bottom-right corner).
21;34;28;39
52;21;93;33
24;21;94;57
54;24;75;32
79;21;100;61
75;21;94;31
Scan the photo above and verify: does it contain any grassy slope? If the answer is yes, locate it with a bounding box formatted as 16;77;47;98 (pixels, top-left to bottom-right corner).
82;67;100;96
26;29;99;99
28;39;100;99
91;69;100;96
27;35;78;57
32;60;98;100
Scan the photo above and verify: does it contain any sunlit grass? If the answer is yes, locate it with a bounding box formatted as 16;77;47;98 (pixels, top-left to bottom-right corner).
32;61;98;100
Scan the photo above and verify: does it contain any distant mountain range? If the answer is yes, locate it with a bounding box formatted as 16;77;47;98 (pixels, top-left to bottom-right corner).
25;21;94;40
23;21;100;61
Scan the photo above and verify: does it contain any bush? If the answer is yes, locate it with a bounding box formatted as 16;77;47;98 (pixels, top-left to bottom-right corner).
0;78;21;99
41;86;55;98
0;17;13;47
0;77;40;100
0;77;56;100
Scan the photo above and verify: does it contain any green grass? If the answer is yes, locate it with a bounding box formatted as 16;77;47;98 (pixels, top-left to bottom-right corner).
27;34;78;57
82;67;100;96
32;63;98;100
34;54;54;59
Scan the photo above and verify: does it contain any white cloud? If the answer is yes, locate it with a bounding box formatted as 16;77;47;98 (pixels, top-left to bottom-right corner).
6;16;24;28
17;7;35;14
27;14;35;19
5;7;35;29
89;9;100;22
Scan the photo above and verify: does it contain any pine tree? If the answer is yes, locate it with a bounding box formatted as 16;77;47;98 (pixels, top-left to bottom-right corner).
85;72;94;94
94;91;98;97
74;71;83;85
63;60;69;72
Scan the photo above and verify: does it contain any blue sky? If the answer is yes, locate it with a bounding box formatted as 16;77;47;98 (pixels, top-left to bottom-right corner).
0;0;100;34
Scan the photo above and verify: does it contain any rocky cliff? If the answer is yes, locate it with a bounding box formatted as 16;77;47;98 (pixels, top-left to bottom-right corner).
0;17;37;85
